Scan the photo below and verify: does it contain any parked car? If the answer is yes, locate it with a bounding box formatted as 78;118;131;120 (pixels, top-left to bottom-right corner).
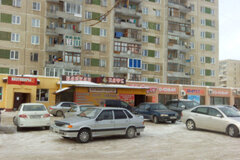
134;102;178;124
51;107;145;143
64;104;97;118
181;105;240;137
48;102;77;117
100;99;133;112
165;99;199;119
13;103;51;131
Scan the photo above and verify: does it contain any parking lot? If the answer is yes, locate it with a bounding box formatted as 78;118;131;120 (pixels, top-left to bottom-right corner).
1;112;240;160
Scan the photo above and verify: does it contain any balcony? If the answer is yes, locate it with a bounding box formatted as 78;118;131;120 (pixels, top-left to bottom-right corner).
45;61;81;69
47;0;59;2
168;30;191;39
168;58;189;66
113;51;141;59
115;7;141;18
168;43;190;53
47;10;82;22
114;37;141;45
46;44;81;53
46;28;58;36
114;21;141;30
113;67;141;75
168;1;191;13
168;16;191;24
167;71;190;78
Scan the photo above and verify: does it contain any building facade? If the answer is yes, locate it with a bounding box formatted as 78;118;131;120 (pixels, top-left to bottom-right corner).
0;0;219;87
219;59;240;88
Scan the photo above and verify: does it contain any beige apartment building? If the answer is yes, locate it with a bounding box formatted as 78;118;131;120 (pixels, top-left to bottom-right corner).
0;0;219;86
219;59;240;88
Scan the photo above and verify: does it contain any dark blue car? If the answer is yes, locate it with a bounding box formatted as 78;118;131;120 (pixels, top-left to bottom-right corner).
134;103;178;124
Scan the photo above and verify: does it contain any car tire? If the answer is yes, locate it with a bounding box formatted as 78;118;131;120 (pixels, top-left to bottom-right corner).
171;120;176;124
45;126;50;130
56;110;63;117
17;125;21;132
13;116;17;126
186;119;195;130
126;127;136;139
76;129;91;143
153;116;159;124
227;125;239;137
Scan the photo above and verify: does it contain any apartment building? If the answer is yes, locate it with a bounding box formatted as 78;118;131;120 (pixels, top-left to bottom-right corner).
0;0;219;87
219;59;240;88
0;0;46;75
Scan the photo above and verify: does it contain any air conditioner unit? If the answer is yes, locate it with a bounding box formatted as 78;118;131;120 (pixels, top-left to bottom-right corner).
208;89;213;95
180;90;186;96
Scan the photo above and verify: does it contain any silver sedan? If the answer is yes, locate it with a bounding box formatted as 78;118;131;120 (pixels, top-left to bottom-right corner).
64;104;97;118
181;105;240;137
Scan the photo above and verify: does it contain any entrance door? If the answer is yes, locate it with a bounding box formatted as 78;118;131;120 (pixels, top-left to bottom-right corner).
13;93;31;111
134;95;145;106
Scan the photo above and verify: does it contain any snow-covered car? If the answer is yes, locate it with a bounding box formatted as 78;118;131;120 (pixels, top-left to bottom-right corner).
64;104;97;118
13;103;51;131
51;107;145;143
48;102;77;117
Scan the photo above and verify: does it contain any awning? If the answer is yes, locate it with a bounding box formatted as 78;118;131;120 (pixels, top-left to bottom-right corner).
54;87;70;94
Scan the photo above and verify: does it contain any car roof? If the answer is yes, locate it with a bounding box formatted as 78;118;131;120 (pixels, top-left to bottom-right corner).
89;107;128;110
194;105;232;109
21;103;44;105
139;102;163;105
169;99;194;102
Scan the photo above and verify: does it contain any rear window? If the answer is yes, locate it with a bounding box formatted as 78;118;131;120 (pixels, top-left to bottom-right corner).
114;110;127;119
23;105;46;111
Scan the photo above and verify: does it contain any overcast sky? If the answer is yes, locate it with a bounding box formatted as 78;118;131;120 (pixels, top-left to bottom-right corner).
219;0;240;60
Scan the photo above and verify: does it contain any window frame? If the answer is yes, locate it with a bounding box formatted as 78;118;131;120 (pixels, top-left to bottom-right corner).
32;2;41;11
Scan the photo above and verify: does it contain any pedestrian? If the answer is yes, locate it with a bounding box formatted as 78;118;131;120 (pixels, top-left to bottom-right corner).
233;103;238;109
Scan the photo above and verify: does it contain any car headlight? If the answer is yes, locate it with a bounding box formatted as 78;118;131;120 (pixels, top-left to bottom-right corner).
160;114;168;117
63;124;73;128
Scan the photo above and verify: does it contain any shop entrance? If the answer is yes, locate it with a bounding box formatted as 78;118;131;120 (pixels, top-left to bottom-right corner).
13;92;31;111
134;95;145;106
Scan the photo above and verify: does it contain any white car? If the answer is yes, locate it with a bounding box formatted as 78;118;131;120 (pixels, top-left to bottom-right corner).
13;103;51;131
181;105;240;137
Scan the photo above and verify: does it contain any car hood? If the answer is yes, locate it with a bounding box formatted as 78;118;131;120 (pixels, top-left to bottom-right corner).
229;117;240;123
154;110;177;115
55;116;91;125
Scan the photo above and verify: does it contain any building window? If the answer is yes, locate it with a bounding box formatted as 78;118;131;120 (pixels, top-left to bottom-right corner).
142;63;147;70
100;44;106;52
32;18;40;27
32;2;40;11
190;55;194;62
11;33;20;42
13;0;21;7
12;15;21;24
10;68;18;75
85;11;92;19
190;4;194;11
200;57;205;63
155;65;160;72
155;10;160;16
191;16;194;24
84;58;91;66
36;89;49;102
31;35;40;45
85;42;91;50
190;68;195;75
31;53;38;62
84;26;91;34
100;28;106;37
31;70;38;75
190;42;195;49
200;69;205;76
114;57;127;67
101;0;107;6
10;50;19;60
141;77;147;82
154;78;160;83
142;7;148;15
155;51;160;58
128;59;141;69
100;59;106;67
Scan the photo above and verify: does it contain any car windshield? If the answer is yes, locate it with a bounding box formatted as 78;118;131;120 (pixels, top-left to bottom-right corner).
77;108;101;119
184;101;199;108
151;104;168;110
219;107;240;117
80;106;96;111
23;105;46;111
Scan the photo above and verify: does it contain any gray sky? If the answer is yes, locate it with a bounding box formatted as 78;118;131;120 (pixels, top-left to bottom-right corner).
219;0;240;60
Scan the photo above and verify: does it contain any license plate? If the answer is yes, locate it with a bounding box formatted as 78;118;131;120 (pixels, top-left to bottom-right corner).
30;115;41;119
170;116;176;119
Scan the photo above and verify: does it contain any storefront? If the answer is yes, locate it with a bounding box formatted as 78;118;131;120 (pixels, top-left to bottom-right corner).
0;75;58;110
181;86;206;104
158;85;179;104
209;88;231;105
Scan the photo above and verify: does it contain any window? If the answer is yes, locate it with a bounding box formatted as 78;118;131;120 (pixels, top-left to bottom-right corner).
84;26;91;34
10;68;18;75
200;69;205;76
190;68;195;75
97;110;113;120
32;2;40;11
31;70;38;75
142;50;148;56
191;16;194;24
11;33;20;42
155;10;160;16
13;0;21;7
141;77;147;82
31;53;38;62
36;89;49;101
65;2;82;15
100;28;106;37
190;55;194;62
156;24;160;31
100;44;106;52
31;35;40;45
142;21;148;29
200;57;205;63
10;50;19;60
155;65;160;72
154;78;160;83
190;42;195;49
142;7;148;15
84;58;91;66
100;59;106;67
113;57;127;67
85;11;92;19
114;110;127;119
142;63;147;70
190;4;194;11
85;42;91;50
128;59;141;69
194;107;208;114
155;37;160;44
101;0;107;7
208;108;222;117
32;18;40;27
124;110;133;119
200;32;205;38
142;36;148;42
0;87;2;100
155;51;160;58
12;15;21;24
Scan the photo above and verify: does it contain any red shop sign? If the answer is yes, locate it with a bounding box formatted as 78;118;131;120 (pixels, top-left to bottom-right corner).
8;76;37;85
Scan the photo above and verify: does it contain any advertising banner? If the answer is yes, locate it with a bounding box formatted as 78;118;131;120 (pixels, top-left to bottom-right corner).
8;76;37;85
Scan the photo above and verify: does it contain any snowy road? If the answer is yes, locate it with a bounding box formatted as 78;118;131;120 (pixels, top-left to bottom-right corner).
1;112;240;160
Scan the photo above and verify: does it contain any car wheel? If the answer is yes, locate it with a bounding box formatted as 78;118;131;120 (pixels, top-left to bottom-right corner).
45;126;50;130
17;125;21;131
186;119;195;130
13;116;17;126
56;110;63;117
76;129;91;143
126;127;136;138
153;116;158;124
228;125;239;137
171;120;176;124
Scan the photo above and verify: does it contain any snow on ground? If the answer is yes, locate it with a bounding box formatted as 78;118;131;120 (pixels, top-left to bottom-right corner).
1;112;240;160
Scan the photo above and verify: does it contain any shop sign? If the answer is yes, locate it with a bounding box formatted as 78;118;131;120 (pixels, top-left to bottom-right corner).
89;88;116;93
92;77;126;84
8;76;37;85
159;86;178;94
210;89;230;96
184;88;205;95
188;95;200;104
62;75;91;82
127;84;156;94
119;94;134;106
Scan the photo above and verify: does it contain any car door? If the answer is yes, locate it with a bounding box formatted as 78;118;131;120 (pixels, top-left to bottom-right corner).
167;101;179;113
137;104;150;119
191;107;209;129
206;108;228;132
113;110;129;135
94;110;115;136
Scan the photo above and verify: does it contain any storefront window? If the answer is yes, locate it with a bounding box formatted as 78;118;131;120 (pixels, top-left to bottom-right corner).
210;97;230;105
36;89;49;102
0;87;2;100
158;94;178;105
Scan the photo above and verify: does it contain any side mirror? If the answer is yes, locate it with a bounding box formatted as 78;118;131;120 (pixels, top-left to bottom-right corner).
216;114;223;118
